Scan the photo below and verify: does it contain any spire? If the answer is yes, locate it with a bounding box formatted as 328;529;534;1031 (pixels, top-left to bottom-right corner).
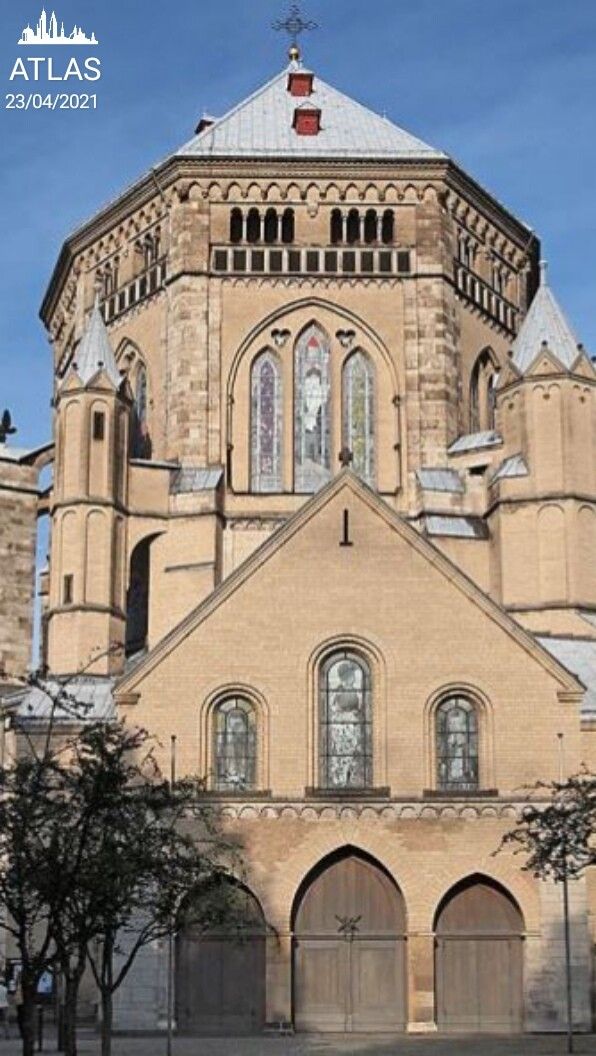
73;299;121;387
511;265;587;374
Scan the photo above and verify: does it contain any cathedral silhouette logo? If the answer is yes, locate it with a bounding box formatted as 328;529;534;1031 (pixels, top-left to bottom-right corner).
18;8;98;45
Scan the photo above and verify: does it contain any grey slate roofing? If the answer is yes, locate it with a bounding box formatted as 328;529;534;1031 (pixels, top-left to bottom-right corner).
12;677;115;723
490;453;529;484
417;468;464;493
0;441;53;464
177;67;445;160
73;302;121;387
448;431;502;454
537;637;596;716
424;515;487;539
512;269;584;374
171;466;224;494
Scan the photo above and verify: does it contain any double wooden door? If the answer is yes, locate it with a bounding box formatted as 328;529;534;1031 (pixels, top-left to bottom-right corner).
293;853;406;1032
435;879;524;1033
176;884;266;1035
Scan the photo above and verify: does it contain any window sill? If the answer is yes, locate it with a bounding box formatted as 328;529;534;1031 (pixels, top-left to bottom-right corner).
423;789;498;799
200;790;272;800
305;787;390;800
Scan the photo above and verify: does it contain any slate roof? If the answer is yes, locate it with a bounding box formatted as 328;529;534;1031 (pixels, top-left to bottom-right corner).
512;269;583;374
11;677;115;723
537;637;596;716
177;67;444;160
448;431;502;454
490;453;529;484
417;468;464;493
171;466;224;494
424;515;487;539
74;302;121;387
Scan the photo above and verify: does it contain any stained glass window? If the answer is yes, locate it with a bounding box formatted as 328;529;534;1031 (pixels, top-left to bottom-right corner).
343;351;375;485
251;351;282;492
214;698;256;791
436;696;478;791
132;364;150;458
294;325;331;493
320;652;372;789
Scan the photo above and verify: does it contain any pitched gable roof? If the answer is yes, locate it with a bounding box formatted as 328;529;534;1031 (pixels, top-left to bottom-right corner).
177;68;444;160
116;471;582;698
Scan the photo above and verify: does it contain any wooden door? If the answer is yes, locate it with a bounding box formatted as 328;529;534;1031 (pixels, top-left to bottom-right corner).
176;885;266;1035
435;879;523;1033
293;852;406;1032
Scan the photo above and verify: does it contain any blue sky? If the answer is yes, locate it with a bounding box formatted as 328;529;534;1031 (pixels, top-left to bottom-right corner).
1;0;595;450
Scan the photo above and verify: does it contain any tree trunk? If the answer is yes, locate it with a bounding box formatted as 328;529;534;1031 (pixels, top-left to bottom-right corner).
20;992;37;1056
100;989;113;1056
62;973;82;1056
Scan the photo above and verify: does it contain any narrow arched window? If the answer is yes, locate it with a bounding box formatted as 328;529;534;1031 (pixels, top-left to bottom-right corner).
346;209;360;244
381;209;394;244
281;208;294;243
214;698;256;791
320;652;372;789
264;208;278;244
364;209;377;244
230;208;243;243
330;208;343;244
436;696;478;791
251;350;282;492
343;350;375;485
470;349;497;433
132;363;150;458
246;208;260;243
294;325;331;493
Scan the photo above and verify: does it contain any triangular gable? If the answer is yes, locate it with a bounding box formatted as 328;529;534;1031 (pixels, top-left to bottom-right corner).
116;471;582;698
525;347;570;377
495;358;521;390
570;352;596;380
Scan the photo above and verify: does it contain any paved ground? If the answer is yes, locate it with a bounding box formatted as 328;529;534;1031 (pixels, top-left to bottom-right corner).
2;1033;596;1056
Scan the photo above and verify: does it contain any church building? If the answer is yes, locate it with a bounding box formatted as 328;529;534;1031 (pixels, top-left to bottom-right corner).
2;37;596;1036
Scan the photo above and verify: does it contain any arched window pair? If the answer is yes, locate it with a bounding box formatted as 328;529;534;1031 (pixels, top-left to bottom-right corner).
250;325;375;494
470;349;498;432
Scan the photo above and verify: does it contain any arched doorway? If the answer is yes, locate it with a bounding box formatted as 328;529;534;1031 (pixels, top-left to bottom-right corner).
434;876;524;1033
292;849;406;1032
176;880;266;1035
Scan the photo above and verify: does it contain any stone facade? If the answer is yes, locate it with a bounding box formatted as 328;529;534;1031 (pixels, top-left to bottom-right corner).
4;55;596;1035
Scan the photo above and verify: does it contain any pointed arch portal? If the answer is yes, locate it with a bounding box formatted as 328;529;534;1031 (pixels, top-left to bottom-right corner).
292;849;406;1032
434;876;524;1033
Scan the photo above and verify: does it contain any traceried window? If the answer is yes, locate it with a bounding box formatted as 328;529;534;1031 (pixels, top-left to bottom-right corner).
343;351;375;485
436;696;478;791
251;350;282;492
294;325;331;493
320;652;372;789
214;698;256;791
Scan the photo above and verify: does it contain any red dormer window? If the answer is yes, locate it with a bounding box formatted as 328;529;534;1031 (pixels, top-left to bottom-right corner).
293;105;321;136
287;70;314;97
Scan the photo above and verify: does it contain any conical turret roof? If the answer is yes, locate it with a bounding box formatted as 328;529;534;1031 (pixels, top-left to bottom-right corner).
74;301;121;387
512;264;583;374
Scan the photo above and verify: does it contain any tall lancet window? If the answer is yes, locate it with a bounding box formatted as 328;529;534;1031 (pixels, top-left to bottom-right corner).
320;652;372;789
294;325;331;492
214;698;256;791
436;696;478;791
251;351;282;492
342;350;375;485
132;363;150;458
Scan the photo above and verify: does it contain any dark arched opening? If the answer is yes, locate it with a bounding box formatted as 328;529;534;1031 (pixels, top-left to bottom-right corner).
381;209;394;244
292;847;406;1032
229;207;243;243
281;207;295;243
330;208;343;244
364;209;377;244
246;207;260;243
346;208;360;244
264;207;278;244
125;536;155;657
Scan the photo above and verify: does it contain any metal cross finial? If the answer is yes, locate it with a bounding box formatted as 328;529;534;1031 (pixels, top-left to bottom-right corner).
272;3;318;60
339;446;353;468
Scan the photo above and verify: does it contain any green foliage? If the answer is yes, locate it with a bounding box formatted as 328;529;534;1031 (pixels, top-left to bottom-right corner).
500;773;596;882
